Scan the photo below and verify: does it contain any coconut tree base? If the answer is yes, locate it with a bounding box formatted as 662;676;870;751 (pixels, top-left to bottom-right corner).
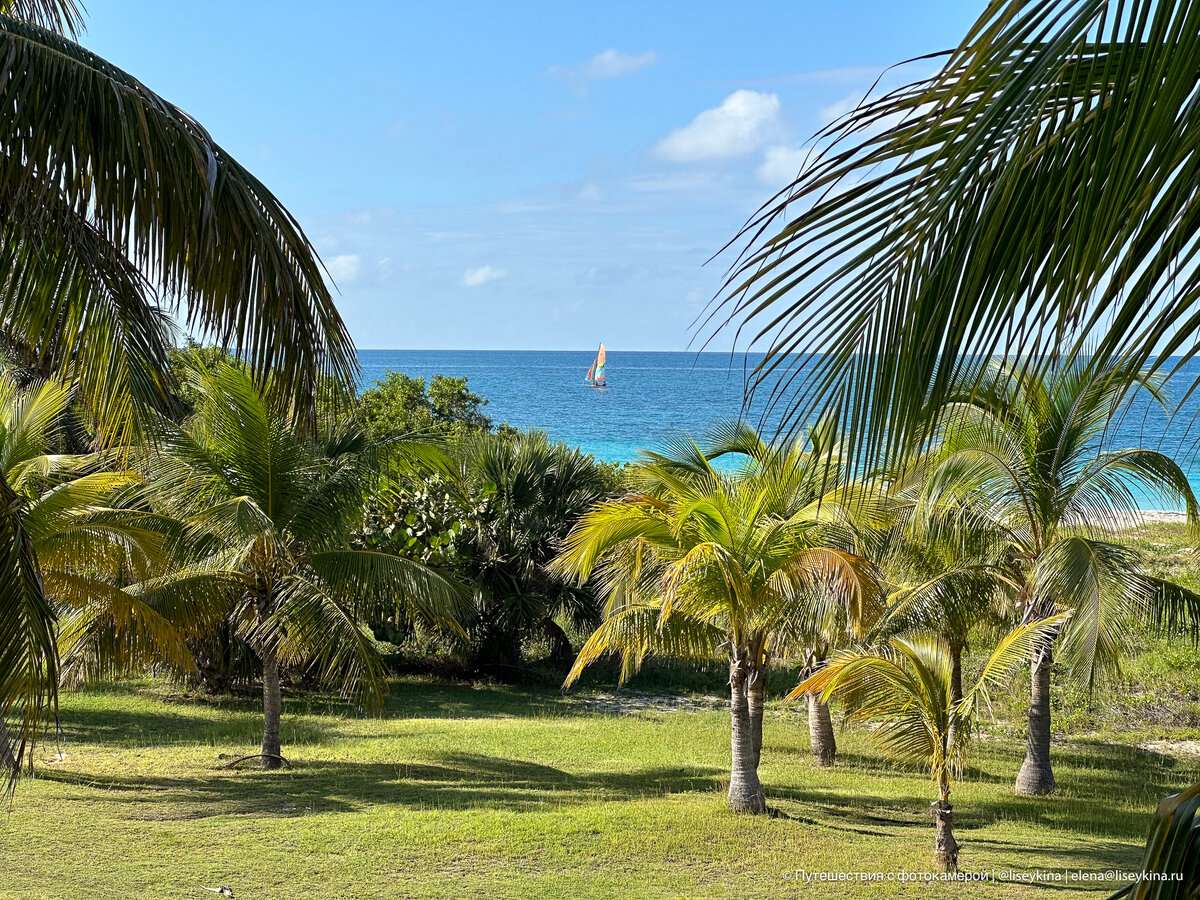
729;661;767;814
1015;756;1056;795
934;801;959;872
727;776;767;814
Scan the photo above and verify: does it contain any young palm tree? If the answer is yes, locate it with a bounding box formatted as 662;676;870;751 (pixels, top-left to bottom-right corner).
879;498;1017;710
554;439;883;813
143;364;464;766
919;361;1200;795
701;417;884;766
0;375;201;771
707;0;1200;478
795;616;1067;871
0;1;355;781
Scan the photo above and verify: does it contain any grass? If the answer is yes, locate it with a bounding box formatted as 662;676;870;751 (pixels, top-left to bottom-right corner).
2;672;1196;900
4;524;1198;899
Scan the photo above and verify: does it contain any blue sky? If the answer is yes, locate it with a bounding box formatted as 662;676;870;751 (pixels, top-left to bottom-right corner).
86;1;983;351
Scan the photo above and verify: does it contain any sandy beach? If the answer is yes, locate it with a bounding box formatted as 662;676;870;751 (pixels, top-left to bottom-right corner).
1111;510;1189;529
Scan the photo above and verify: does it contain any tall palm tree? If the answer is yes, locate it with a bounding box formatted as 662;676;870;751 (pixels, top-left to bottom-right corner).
919;361;1200;794
707;0;1200;478
0;1;355;781
553;439;883;813
143;364;464;767
795;616;1067;871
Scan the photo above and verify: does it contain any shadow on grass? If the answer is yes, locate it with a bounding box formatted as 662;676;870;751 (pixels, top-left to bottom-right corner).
51;677;1193;856
37;751;724;819
55;678;631;748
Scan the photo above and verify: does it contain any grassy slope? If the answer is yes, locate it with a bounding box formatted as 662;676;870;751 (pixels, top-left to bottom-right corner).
3;524;1198;900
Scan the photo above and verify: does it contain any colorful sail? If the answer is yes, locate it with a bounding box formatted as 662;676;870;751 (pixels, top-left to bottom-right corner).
593;344;606;383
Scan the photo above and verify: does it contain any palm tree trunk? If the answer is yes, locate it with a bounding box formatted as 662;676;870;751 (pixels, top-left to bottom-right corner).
747;671;766;770
806;694;837;766
0;718;18;774
950;644;964;706
934;776;958;872
728;661;766;814
260;645;283;769
946;642;964;752
1015;641;1055;795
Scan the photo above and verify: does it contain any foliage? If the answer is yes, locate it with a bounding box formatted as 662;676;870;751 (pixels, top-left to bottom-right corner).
707;0;1200;479
140;362;464;756
360;430;622;668
556;429;883;812
0;374;197;775
1111;781;1200;900
920;360;1200;686
360;372;491;441
0;0;354;785
795;616;1068;870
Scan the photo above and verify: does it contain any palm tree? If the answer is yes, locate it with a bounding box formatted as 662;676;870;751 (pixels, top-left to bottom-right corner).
452;431;616;669
795;617;1067;871
879;497;1017;712
142;363;464;767
0;2;355;781
700;417;883;766
553;438;883;813
0;375;201;771
918;361;1200;795
706;0;1200;480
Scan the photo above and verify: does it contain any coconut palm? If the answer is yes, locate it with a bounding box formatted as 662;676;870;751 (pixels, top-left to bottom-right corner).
795;616;1067;871
919;360;1200;795
0;2;355;781
700;417;884;766
142;363;464;767
0;374;204;770
707;0;1200;480
879;497;1018;710
554;438;883;813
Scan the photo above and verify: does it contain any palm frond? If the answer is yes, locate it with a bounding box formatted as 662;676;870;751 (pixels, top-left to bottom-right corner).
0;15;356;405
706;0;1200;471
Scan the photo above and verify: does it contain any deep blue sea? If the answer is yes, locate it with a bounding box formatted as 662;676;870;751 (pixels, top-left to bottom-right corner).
358;350;1200;509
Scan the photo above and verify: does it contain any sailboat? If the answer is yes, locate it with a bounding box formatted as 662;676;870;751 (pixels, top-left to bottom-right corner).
584;343;607;388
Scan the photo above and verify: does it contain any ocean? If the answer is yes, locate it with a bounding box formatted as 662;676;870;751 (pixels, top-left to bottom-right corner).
358;349;1200;509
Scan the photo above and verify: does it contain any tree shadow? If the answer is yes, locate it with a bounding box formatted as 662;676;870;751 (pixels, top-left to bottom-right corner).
36;751;725;820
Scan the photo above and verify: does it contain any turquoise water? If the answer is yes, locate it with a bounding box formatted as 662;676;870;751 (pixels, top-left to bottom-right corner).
358;349;1200;508
358;349;782;462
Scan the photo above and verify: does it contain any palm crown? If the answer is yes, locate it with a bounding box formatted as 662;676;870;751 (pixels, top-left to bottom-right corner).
555;430;883;813
143;363;464;764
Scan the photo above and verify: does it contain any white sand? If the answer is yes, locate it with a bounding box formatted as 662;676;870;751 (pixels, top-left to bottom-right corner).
1106;510;1189;530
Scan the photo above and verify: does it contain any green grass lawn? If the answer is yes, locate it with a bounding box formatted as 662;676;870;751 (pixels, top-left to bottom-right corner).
3;673;1197;900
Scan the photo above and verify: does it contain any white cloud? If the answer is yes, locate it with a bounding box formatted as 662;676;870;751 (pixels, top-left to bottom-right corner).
461;264;508;287
553;49;657;91
326;254;360;283
756;146;813;186
578;49;657;80
577;183;604;202
653;90;782;163
818;93;863;126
